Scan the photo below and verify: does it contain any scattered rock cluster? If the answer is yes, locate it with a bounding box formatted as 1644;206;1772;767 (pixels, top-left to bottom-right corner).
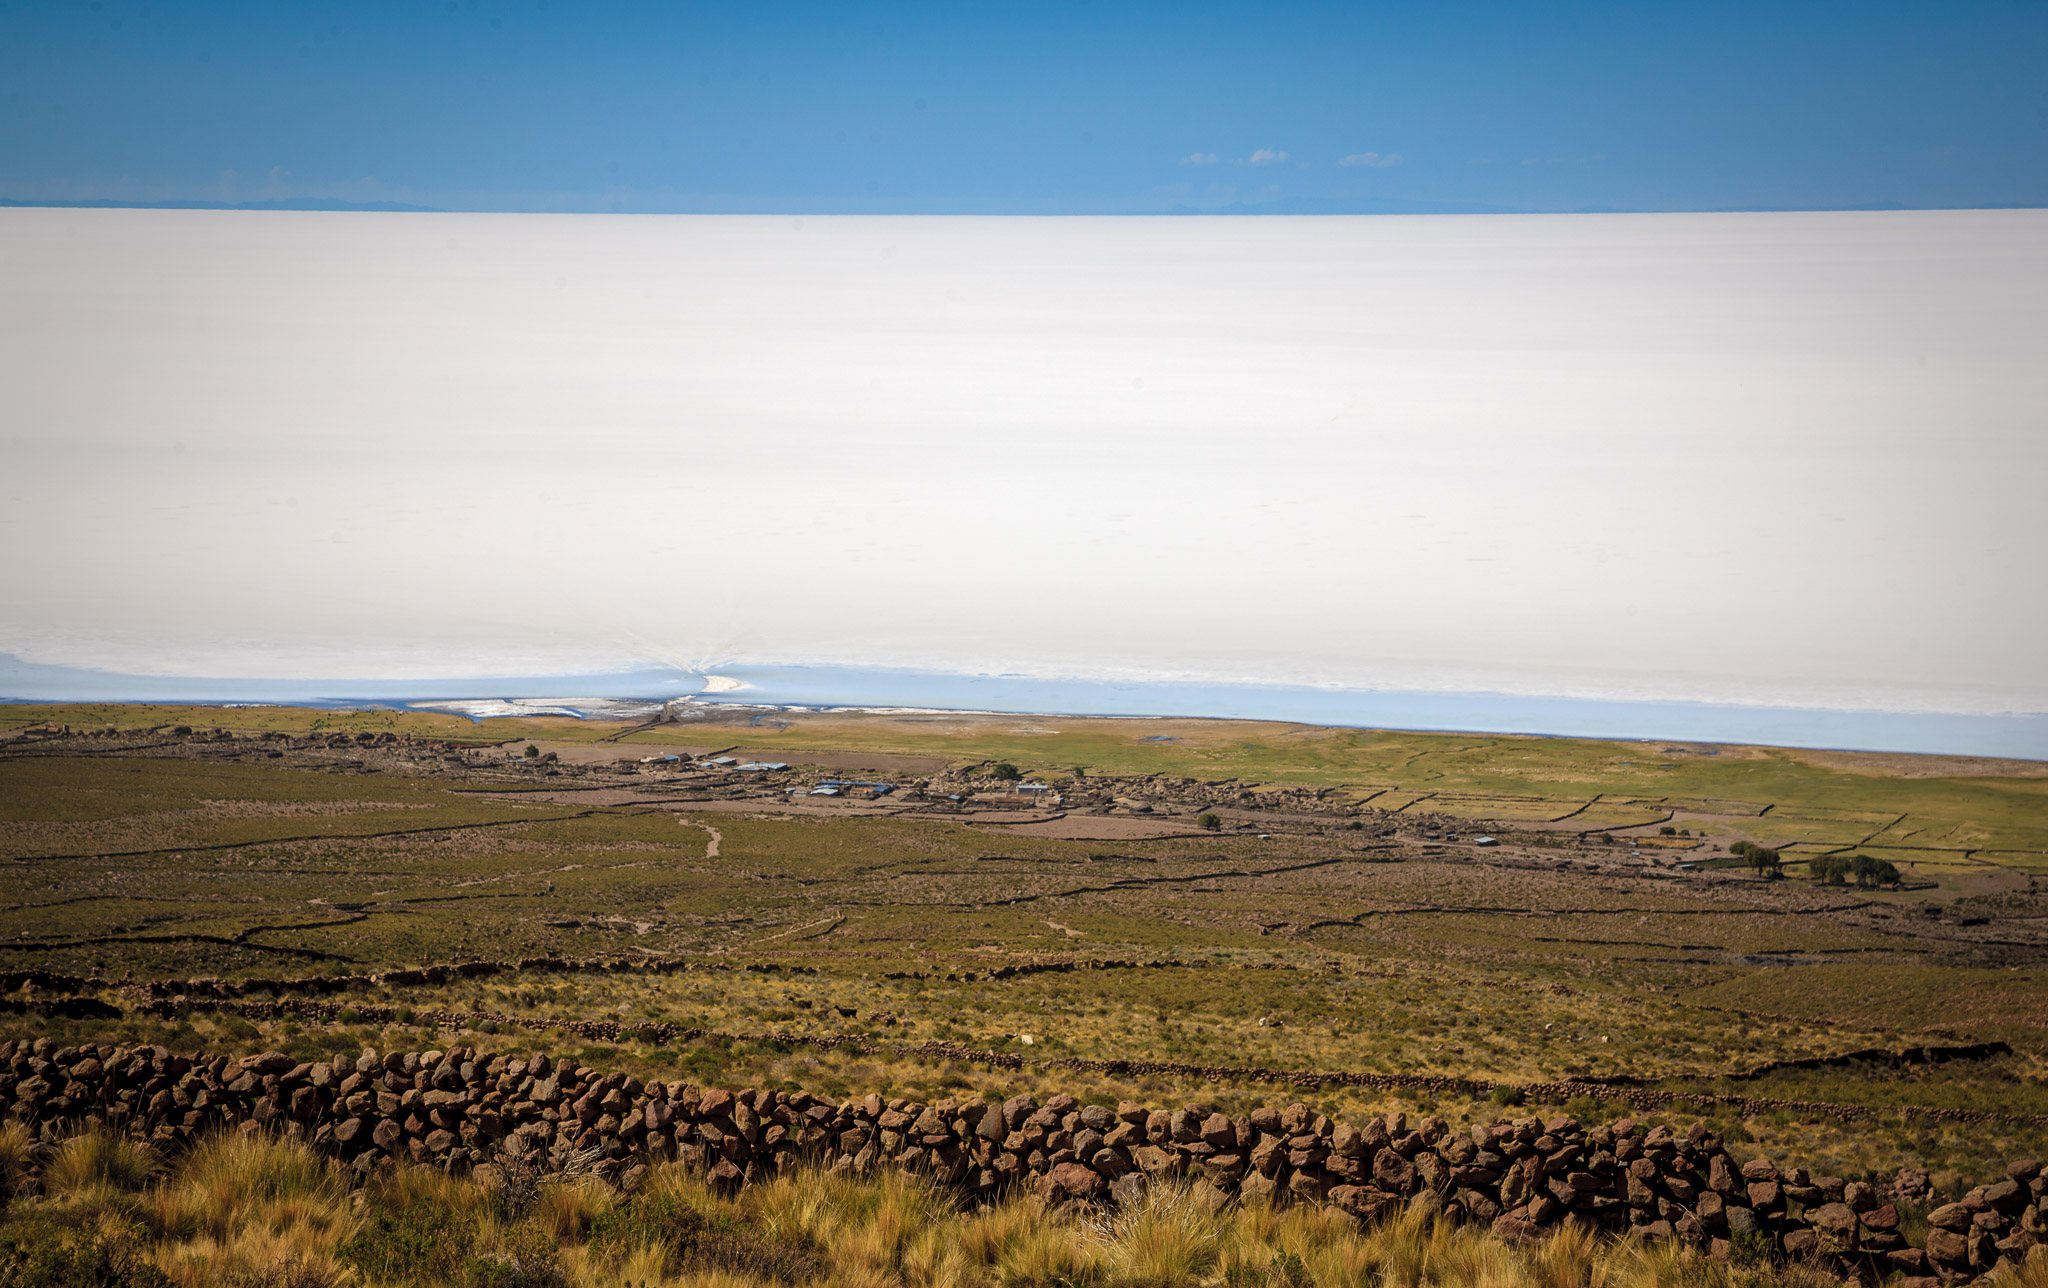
3;1036;2042;1281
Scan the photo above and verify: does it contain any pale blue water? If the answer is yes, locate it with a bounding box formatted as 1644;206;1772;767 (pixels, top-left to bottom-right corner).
3;654;2042;761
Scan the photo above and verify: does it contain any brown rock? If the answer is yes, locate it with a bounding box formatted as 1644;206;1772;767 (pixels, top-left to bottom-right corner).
1925;1229;1969;1265
1373;1148;1416;1193
1886;1248;1929;1275
1250;1136;1285;1178
1708;1155;1737;1194
239;1052;295;1077
1331;1122;1365;1159
1204;1153;1246;1184
1049;1161;1106;1200
977;1106;1007;1143
1329;1185;1398;1222
1091;1149;1132;1179
1131;1146;1179;1177
1968;1226;1996;1269
1809;1202;1859;1248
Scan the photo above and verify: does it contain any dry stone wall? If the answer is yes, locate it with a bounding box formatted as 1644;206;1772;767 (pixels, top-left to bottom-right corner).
0;957;2029;1132
129;990;2048;1132
1;1036;2042;1284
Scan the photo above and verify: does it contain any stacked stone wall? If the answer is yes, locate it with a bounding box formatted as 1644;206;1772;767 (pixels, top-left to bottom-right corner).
0;1037;2042;1284
0;961;2027;1131
129;991;2045;1131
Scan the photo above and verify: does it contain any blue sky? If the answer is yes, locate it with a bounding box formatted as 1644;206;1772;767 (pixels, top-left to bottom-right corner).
2;0;2044;213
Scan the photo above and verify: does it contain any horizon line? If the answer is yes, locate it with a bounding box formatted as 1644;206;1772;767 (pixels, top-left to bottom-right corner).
7;198;2047;218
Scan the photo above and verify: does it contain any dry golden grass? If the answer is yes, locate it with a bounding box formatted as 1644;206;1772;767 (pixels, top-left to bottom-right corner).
1989;1253;2048;1288
0;1126;1959;1288
40;1125;159;1203
0;1119;40;1198
144;1133;354;1288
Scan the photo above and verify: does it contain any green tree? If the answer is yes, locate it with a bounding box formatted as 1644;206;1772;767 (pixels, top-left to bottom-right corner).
1197;813;1221;830
1730;841;1779;877
1810;853;1852;885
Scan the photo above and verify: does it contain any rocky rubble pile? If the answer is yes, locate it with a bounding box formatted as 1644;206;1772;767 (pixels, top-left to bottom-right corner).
1;1037;2041;1282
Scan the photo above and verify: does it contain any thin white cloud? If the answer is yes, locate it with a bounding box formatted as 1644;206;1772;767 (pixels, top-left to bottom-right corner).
1245;148;1290;166
1340;152;1402;168
1181;152;1219;165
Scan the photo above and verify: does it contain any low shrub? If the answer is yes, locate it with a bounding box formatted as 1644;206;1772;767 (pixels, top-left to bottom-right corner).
337;1199;477;1287
0;1213;170;1288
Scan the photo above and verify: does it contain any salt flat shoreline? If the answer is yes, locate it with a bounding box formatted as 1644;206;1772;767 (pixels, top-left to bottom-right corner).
3;657;2044;760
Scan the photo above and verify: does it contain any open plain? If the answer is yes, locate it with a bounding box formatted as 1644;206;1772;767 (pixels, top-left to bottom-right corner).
2;702;2044;1184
